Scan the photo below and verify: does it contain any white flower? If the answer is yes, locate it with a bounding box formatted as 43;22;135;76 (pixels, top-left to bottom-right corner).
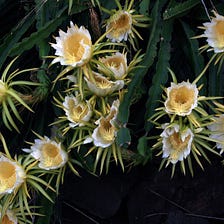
0;209;17;224
161;124;194;164
63;95;92;127
165;81;198;116
98;52;127;79
208;114;224;154
85;71;124;96
92;100;120;148
24;137;68;170
202;11;224;53
51;21;92;67
106;11;132;42
0;155;25;195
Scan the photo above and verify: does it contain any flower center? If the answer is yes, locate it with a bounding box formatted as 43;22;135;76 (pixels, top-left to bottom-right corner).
41;143;63;167
72;105;87;121
2;215;14;224
169;86;195;112
215;20;224;47
99;119;115;142
0;162;16;193
113;13;131;29
95;76;112;89
63;33;91;64
108;12;132;38
169;132;191;152
66;98;88;122
106;57;122;69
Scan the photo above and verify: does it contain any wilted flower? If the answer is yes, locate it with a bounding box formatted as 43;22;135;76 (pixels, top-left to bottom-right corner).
98;52;127;79
161;124;194;164
208;114;224;154
85;71;124;96
92;100;120;148
0;155;25;195
165;81;198;116
63;95;92;127
201;11;224;53
104;0;149;46
0;209;17;224
23;137;68;170
51;21;92;67
106;10;132;42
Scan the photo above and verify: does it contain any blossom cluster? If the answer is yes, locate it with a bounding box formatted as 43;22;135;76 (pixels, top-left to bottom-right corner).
150;11;224;176
0;0;149;222
2;0;224;223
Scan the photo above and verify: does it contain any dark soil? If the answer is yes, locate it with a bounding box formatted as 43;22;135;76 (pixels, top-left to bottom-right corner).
54;157;224;224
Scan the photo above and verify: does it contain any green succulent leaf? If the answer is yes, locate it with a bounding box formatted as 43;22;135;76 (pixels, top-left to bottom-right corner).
163;0;200;20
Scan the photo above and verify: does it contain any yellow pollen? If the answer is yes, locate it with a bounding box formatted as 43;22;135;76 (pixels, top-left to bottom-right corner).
63;33;91;64
95;76;112;89
168;86;195;113
215;20;224;47
41;143;63;167
71;105;87;121
108;12;132;38
169;132;191;152
106;57;123;68
0;162;16;193
99;119;115;142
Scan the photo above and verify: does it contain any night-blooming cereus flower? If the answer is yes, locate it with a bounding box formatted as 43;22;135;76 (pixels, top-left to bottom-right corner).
0;209;17;224
24;137;68;170
51;21;92;67
85;71;124;96
208;114;224;154
63;95;92;127
92;100;120;148
104;0;149;46
106;10;132;42
98;52;128;79
202;11;224;53
0;155;25;195
161;124;194;164
165;81;198;116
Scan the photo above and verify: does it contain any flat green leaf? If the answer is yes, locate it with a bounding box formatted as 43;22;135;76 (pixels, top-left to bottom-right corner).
144;20;173;132
116;127;131;149
163;0;200;20
137;136;148;156
118;0;164;124
0;14;35;69
139;0;150;15
9;6;68;57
